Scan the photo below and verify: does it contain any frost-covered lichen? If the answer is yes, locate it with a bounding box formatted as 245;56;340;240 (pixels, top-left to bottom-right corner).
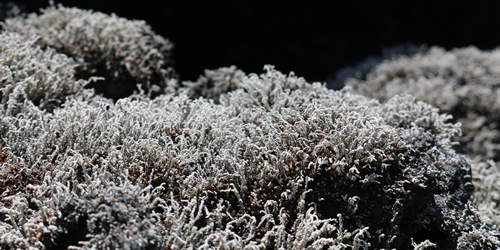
0;31;96;115
0;56;495;248
1;1;176;100
0;4;498;249
346;46;500;162
183;65;246;104
345;45;500;232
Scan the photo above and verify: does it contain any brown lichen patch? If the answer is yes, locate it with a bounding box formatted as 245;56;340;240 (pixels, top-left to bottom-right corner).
127;161;149;186
0;149;8;164
0;163;44;198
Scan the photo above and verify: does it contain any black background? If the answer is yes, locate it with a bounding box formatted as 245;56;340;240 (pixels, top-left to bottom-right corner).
6;0;500;88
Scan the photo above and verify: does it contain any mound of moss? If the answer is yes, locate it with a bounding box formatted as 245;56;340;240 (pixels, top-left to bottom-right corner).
346;45;500;230
0;4;498;250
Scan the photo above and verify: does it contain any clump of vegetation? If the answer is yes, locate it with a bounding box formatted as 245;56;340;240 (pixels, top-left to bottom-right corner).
345;45;500;230
2;1;176;101
0;3;498;249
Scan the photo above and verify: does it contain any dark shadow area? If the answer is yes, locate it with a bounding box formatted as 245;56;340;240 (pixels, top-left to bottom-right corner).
44;211;89;250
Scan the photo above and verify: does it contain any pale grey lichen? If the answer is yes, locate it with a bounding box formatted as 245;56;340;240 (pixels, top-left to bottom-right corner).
331;43;425;90
1;1;176;100
183;65;246;104
0;4;498;249
346;46;500;162
457;227;500;250
0;31;98;116
0;57;495;249
345;45;500;233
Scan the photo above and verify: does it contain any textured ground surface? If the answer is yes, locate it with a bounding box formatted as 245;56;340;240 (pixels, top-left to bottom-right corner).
0;3;499;250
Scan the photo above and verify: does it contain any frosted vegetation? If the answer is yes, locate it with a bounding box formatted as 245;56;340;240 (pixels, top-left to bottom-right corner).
0;2;499;250
2;1;175;101
346;45;500;232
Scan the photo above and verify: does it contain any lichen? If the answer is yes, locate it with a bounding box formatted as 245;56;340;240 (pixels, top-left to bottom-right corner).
0;59;494;248
345;45;500;233
0;4;498;249
2;1;176;101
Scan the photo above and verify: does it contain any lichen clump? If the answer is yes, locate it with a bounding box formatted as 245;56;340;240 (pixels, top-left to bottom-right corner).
0;4;499;250
2;1;175;100
345;45;500;231
0;31;93;114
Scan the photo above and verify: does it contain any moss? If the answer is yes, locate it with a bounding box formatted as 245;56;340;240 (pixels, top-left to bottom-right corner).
0;5;497;249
